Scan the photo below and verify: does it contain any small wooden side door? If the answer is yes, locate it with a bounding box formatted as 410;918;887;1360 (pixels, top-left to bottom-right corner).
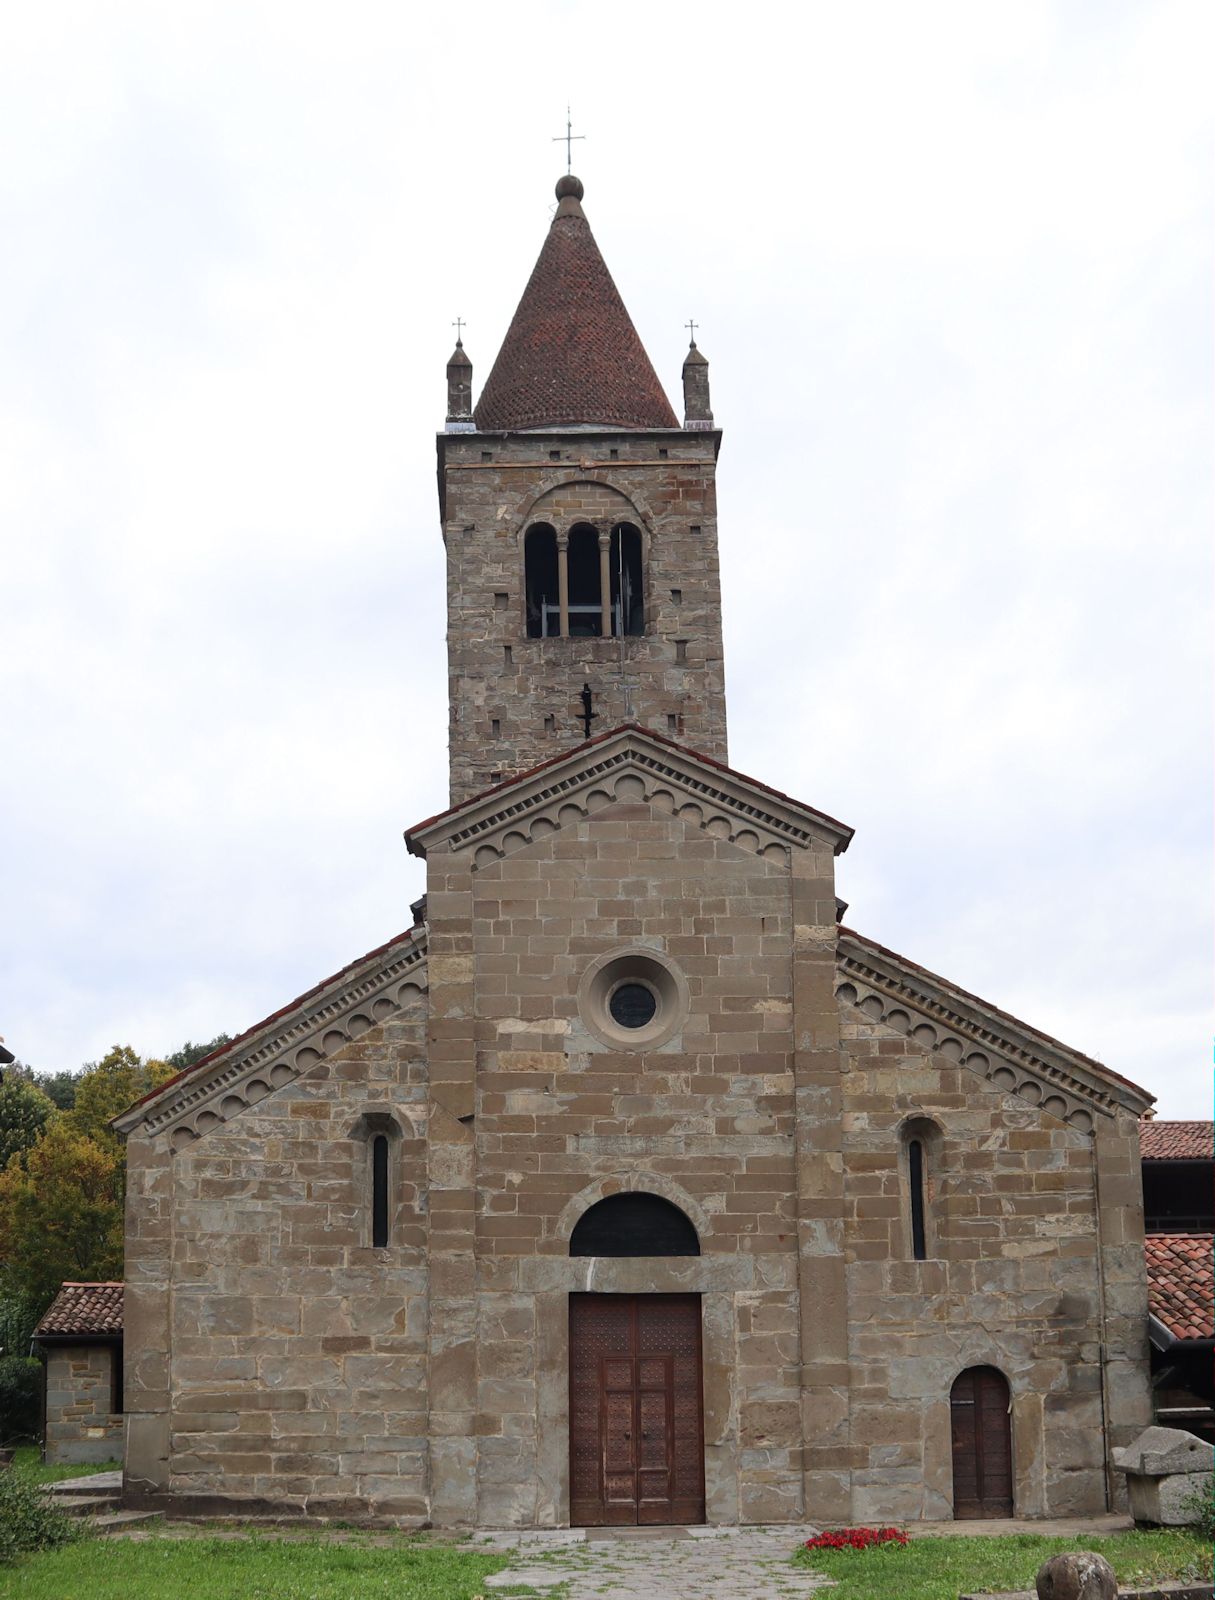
950;1365;1013;1518
569;1294;705;1526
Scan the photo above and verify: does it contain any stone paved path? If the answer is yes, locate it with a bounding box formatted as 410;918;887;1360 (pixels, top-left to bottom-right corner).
469;1525;832;1598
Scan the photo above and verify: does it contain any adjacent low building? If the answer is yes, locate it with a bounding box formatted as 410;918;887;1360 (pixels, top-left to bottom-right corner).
1140;1120;1214;1442
33;1281;123;1465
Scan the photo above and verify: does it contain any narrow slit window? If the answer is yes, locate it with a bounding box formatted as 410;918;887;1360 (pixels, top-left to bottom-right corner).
909;1138;927;1260
371;1134;390;1248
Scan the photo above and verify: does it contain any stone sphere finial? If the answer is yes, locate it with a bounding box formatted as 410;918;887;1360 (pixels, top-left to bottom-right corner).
1035;1551;1117;1600
556;174;584;201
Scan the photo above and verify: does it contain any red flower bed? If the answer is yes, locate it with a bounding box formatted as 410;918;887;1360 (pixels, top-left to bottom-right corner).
803;1526;908;1552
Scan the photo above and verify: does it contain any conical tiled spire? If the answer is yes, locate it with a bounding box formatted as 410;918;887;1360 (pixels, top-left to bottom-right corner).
473;176;678;433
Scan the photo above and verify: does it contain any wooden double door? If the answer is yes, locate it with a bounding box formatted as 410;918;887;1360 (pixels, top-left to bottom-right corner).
569;1294;705;1526
950;1366;1014;1518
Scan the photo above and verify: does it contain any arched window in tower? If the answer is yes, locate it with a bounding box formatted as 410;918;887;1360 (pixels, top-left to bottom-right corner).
567;524;603;636
524;524;559;637
610;524;644;636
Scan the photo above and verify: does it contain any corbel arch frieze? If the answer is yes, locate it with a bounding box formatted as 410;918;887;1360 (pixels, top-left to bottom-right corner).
835;970;1103;1133
143;943;429;1153
453;750;806;872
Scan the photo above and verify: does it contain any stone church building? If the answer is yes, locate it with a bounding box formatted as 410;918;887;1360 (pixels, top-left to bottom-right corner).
115;174;1154;1529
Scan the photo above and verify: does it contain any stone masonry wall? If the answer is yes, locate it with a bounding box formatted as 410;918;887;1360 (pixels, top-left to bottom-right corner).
838;1000;1150;1520
43;1345;123;1465
462;797;803;1525
441;429;727;805
148;1003;431;1518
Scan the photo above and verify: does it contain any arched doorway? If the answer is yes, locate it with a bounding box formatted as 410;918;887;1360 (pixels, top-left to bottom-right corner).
950;1366;1013;1518
568;1193;704;1527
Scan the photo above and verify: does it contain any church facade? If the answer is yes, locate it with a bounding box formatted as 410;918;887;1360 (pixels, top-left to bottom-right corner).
116;174;1153;1528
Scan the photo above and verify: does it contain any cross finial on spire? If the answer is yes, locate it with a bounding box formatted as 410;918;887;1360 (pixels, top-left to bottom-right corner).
685;318;699;347
552;107;585;175
452;316;465;345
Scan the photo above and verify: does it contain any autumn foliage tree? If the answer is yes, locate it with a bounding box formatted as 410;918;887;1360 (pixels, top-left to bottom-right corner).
66;1045;175;1155
0;1122;124;1310
0;1039;213;1323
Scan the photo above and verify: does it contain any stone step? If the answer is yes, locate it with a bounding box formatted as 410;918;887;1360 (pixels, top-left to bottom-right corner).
93;1510;164;1533
51;1492;123;1517
47;1470;123;1498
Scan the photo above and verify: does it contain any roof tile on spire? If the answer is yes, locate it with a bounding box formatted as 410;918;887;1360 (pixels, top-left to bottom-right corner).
473;177;678;433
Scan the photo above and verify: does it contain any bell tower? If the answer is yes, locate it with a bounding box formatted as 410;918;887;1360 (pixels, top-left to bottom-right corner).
437;175;727;805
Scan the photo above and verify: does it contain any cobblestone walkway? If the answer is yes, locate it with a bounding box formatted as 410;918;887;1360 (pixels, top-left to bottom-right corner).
470;1525;832;1598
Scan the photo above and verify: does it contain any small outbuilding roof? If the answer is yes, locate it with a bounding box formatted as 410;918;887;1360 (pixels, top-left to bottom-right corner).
33;1282;123;1339
1140;1120;1214;1161
1145;1234;1214;1343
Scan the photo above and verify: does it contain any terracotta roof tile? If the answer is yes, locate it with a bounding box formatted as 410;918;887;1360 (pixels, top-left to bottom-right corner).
1140;1120;1214;1160
115;925;423;1124
473;178;678;433
34;1282;123;1338
1145;1234;1214;1342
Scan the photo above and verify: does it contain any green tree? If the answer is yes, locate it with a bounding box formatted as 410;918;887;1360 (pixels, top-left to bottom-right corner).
0;1076;54;1170
32;1070;80;1111
165;1033;232;1072
0;1123;123;1310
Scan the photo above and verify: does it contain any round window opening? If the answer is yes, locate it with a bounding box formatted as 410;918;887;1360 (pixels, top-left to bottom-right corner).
576;947;690;1052
608;981;658;1030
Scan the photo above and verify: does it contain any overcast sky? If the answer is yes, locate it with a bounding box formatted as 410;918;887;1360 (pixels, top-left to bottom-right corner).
2;2;1210;1116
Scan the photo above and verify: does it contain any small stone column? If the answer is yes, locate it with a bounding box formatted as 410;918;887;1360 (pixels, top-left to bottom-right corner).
556;533;570;637
598;531;612;638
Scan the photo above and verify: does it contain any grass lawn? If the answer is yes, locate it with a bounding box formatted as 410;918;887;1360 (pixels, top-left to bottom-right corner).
9;1447;121;1486
0;1532;512;1600
793;1528;1212;1599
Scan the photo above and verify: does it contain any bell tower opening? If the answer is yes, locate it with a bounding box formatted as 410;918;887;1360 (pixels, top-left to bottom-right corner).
567;525;603;637
524;524;559;638
610;524;644;637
